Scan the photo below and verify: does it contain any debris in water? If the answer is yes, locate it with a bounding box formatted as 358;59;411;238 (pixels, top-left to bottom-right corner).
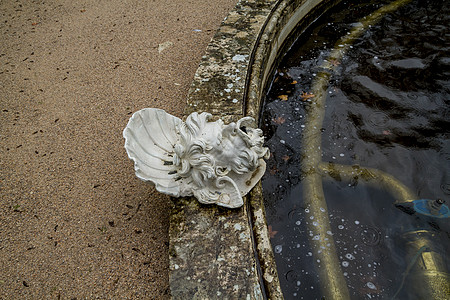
300;91;315;101
272;116;286;124
278;94;289;101
268;225;278;238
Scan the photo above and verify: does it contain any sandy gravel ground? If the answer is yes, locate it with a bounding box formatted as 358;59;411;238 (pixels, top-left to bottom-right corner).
0;0;236;298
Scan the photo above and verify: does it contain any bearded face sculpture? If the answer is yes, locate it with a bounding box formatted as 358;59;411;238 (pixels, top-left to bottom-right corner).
123;108;269;208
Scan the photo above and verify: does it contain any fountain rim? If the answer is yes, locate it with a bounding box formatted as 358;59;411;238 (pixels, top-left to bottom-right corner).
169;0;342;298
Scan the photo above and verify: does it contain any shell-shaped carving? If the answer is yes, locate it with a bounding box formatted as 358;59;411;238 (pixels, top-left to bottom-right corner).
123;108;188;197
123;108;269;208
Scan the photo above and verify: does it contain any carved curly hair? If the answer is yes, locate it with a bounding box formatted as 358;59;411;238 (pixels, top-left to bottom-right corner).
173;112;268;193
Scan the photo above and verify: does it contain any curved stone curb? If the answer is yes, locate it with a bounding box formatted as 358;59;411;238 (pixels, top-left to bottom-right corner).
169;0;338;299
185;0;278;123
170;1;279;299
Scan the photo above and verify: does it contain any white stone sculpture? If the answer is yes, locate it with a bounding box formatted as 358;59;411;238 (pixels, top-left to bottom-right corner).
123;108;269;208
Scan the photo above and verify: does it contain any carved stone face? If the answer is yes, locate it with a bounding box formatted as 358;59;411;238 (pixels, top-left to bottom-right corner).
203;122;247;170
123;108;268;208
173;112;269;208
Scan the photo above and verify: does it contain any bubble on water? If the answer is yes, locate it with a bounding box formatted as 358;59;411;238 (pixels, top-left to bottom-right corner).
317;259;321;263
345;253;355;260
326;230;333;235
305;208;310;213
340;153;345;157
338;225;344;229
366;282;376;290
355;220;360;225
280;139;285;144
307;252;312;256
275;245;283;254
342;261;349;267
343;272;348;276
296;220;301;225
313;221;319;226
313;235;320;240
310;216;314;220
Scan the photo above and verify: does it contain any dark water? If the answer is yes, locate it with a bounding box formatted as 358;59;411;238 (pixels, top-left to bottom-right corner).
260;0;449;299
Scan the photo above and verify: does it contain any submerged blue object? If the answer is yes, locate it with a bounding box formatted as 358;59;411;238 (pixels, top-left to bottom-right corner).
413;199;450;218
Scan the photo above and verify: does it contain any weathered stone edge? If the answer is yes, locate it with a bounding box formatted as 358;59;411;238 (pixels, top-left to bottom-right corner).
184;0;278;122
169;0;337;299
169;1;279;299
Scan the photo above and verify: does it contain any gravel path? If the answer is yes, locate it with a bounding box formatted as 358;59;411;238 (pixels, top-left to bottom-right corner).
0;0;236;298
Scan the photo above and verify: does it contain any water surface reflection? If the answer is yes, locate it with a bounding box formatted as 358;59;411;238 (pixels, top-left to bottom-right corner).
261;0;449;298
